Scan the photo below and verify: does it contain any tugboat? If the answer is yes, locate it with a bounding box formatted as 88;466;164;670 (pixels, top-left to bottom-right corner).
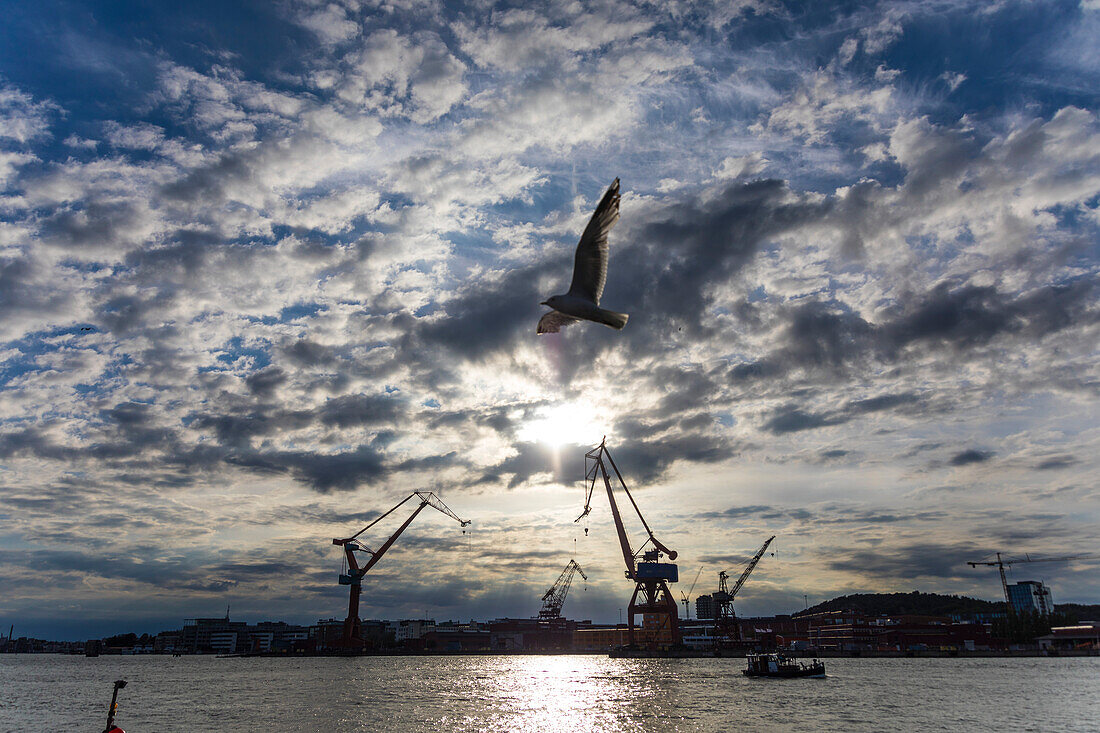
743;653;826;678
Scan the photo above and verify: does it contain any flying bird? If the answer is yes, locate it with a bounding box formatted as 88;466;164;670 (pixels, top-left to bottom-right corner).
537;178;629;334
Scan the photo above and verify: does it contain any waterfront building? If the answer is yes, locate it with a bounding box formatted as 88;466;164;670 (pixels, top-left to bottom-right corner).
488;618;534;651
252;621;310;651
1007;581;1054;616
804;611;876;651
484;618;592;651
573;614;675;650
695;594;716;620
249;631;275;652
422;627;491;652
309;618;345;650
1036;622;1100;651
396;619;436;642
208;631;239;654
680;619;718;649
359;619;392;649
154;631;182;653
182;616;249;653
572;624;630;651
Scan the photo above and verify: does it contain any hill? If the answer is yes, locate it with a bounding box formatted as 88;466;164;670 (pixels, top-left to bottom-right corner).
793;592;1100;622
793;591;1000;618
1054;603;1100;622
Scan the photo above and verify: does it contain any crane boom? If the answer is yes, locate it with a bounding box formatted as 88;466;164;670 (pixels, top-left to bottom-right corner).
713;536;775;645
576;438;680;648
966;552;1012;610
728;536;775;600
680;565;704;620
575;438;677;578
539;559;588;620
967;552;1099;614
417;491;471;527
976;553;1099;566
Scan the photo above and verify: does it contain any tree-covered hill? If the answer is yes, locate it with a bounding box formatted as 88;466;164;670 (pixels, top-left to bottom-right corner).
792;591;1100;621
1053;603;1100;622
792;591;1001;618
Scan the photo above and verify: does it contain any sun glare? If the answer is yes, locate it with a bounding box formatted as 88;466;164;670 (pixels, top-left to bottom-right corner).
518;403;602;447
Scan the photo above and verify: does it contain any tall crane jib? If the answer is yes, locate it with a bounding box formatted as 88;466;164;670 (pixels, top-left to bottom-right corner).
714;536;775;644
967;551;1100;616
539;559;588;620
576;438;680;649
331;491;470;649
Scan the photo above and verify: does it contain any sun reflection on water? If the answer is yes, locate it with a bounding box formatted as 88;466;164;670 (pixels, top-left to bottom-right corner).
446;655;681;732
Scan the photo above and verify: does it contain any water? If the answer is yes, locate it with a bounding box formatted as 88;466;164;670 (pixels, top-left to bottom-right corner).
2;654;1098;732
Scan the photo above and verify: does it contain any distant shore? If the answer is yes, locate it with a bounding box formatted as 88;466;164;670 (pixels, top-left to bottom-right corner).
610;648;1100;659
207;647;1100;660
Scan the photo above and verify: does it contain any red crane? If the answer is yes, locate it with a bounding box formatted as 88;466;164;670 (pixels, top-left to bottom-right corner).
333;491;470;648
576;438;680;649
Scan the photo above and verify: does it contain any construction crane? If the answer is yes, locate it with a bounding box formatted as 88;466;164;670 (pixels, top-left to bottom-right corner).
967;552;1099;615
576;438;680;648
333;491;470;648
539;559;588;620
680;566;704;621
714;536;775;642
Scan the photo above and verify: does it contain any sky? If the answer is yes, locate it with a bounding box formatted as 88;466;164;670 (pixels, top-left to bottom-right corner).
1;0;1098;640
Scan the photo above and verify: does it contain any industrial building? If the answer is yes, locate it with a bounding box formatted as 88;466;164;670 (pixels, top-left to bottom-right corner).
1036;622;1100;651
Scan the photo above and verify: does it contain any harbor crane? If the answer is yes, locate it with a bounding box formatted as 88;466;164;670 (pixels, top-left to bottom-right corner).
680;566;704;621
576;438;680;648
714;536;775;642
539;559;588;620
967;552;1099;615
333;491;470;648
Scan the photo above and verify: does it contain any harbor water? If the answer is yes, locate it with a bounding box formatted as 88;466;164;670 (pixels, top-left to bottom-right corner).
2;654;1098;731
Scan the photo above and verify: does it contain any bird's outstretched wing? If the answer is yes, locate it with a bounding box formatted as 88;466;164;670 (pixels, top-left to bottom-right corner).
537;310;581;334
567;178;620;304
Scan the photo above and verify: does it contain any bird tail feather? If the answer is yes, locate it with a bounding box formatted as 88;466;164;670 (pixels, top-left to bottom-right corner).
594;308;629;330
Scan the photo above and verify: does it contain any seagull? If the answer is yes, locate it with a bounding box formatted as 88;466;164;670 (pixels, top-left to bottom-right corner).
537;178;629;334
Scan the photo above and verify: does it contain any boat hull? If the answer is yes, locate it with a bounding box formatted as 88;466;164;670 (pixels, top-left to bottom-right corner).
743;668;825;678
743;654;826;678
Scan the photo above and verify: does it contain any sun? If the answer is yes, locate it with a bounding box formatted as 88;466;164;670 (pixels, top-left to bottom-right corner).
518;402;603;448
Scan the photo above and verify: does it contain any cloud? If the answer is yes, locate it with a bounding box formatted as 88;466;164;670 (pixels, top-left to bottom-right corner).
0;84;55;143
826;542;979;580
338;29;468;122
949;449;994;466
2;1;1100;637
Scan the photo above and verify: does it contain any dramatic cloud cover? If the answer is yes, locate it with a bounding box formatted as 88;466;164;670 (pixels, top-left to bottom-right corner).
1;0;1098;638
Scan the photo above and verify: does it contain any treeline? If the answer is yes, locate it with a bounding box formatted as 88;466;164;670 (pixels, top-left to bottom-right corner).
1054;603;1100;622
793;591;1099;629
102;632;156;648
992;610;1076;643
793;591;1000;618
